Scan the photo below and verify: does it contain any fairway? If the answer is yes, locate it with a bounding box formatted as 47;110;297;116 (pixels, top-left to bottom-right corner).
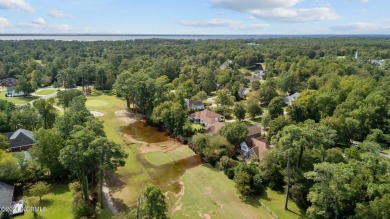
0;95;39;105
34;89;57;96
85;91;302;219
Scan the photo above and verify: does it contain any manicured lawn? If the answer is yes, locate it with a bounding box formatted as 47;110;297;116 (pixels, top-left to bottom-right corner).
144;147;195;166
0;95;39;105
144;152;173;166
171;165;273;219
259;188;304;219
16;184;73;219
34;89;57;95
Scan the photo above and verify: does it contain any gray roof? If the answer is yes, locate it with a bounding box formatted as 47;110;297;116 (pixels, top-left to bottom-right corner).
0;181;14;208
184;99;205;108
3;129;34;149
283;92;300;104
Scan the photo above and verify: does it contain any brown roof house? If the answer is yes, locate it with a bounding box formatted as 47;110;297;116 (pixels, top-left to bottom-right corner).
240;125;269;161
0;78;18;87
3;129;35;152
189;109;225;134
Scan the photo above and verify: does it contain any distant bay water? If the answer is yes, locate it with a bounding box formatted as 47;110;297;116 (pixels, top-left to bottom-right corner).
0;34;389;41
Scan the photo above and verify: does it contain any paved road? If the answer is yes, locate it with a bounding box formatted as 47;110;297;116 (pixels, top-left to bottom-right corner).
25;87;65;105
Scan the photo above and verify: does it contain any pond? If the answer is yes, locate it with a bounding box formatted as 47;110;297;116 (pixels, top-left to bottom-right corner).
122;120;171;143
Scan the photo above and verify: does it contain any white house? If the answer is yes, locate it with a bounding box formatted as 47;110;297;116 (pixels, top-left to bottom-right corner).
6;87;24;97
283;92;300;106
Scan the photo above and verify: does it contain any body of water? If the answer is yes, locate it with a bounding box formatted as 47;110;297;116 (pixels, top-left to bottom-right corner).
0;34;388;41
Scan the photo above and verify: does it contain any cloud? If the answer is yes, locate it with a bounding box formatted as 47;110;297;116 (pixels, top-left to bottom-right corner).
0;17;11;27
0;0;34;13
180;19;269;30
330;22;390;33
32;17;46;25
17;21;73;32
48;9;65;18
209;0;339;22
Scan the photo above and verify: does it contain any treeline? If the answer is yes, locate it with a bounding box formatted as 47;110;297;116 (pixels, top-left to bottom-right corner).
0;90;127;218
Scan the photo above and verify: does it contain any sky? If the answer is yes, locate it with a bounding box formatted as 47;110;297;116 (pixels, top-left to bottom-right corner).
0;0;389;34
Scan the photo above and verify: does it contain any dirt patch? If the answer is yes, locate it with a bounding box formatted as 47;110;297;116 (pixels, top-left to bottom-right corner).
167;181;185;213
122;132;182;153
90;110;104;117
115;110;137;124
139;140;183;153
199;212;211;219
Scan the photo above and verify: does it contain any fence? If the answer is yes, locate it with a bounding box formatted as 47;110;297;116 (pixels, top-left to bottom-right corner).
260;201;279;219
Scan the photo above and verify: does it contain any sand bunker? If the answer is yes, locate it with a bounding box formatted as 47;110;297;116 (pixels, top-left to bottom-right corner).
90;110;104;117
115;110;137;124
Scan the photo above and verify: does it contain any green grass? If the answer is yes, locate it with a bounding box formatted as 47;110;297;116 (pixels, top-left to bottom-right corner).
144;152;173;166
34;89;57;95
144;147;196;166
15;184;73;219
191;123;204;131
171;165;273;219
15;183;112;219
0;95;39;105
260;188;304;219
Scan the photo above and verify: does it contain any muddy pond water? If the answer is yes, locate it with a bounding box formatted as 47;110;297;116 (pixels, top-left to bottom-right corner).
115;120;203;205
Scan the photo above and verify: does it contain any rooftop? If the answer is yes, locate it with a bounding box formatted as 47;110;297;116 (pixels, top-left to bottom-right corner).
0;181;14;209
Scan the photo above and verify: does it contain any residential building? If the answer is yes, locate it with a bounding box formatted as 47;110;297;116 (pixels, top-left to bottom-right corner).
0;181;14;213
3;129;35;152
0;78;18;87
189;109;225;134
184;99;205;111
6;87;25;97
283;92;300;106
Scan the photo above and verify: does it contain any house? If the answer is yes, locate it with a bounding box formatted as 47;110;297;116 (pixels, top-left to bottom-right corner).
3;129;35;152
0;78;18;87
283;92;300;106
245;125;262;145
248;138;270;160
189;109;225;134
184;99;205;111
220;60;232;70
0;181;14;213
6;87;25;97
238;88;251;98
244;72;265;85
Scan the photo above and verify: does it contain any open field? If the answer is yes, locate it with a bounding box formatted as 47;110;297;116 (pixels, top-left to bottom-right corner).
260;188;303;219
171;165;273;219
85;91;302;218
34;89;57;96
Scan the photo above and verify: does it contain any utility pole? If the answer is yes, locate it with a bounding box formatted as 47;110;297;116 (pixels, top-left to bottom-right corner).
284;151;291;211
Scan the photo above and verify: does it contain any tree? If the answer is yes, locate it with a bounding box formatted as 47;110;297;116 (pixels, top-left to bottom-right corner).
355;194;390;219
26;197;40;217
29;181;51;202
268;96;285;119
151;101;186;136
257;84;278;106
267;116;293;139
246;94;262;118
234;162;264;198
216;89;234;106
57;89;83;110
219;122;248;145
31;128;64;178
233;102;246;121
91;137;127;208
0;149;20;180
15;74;36;96
0;135;9;151
33;99;57;129
135;184;168;219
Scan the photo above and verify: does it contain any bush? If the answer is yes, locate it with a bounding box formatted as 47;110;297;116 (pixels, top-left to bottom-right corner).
72;193;96;219
69;181;82;194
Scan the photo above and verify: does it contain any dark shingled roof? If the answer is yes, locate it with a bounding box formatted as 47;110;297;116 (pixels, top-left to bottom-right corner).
3;129;34;149
0;181;14;208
